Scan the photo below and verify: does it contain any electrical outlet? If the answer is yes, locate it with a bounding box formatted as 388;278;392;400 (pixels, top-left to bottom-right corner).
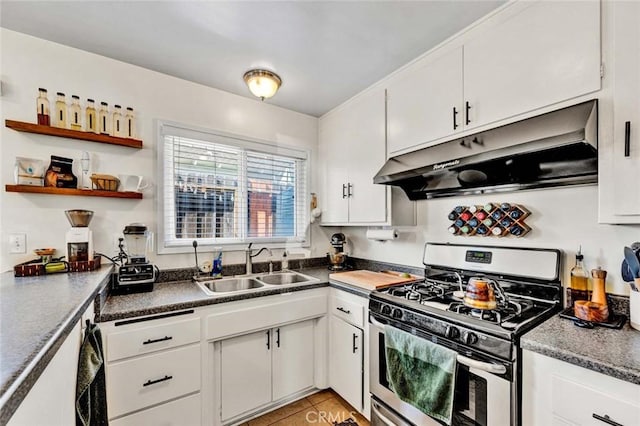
9;233;26;254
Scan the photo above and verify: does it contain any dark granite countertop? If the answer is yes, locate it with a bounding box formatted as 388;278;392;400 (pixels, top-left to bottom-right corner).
0;266;113;424
521;314;640;385
99;267;343;322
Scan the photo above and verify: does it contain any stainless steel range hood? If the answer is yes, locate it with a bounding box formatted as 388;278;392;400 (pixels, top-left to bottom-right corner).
374;100;598;200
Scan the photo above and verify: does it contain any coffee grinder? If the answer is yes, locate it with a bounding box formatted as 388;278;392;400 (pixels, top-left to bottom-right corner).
65;210;94;263
328;232;350;271
115;223;157;292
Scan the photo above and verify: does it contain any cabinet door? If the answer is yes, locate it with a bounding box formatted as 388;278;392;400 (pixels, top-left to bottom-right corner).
319;111;350;224
346;86;388;223
464;1;601;130
329;316;363;411
220;330;272;421
387;47;464;155
8;321;81;426
612;1;640;216
272;320;315;401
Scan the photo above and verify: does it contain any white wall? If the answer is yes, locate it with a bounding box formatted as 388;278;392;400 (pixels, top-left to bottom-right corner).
345;185;640;296
0;29;335;271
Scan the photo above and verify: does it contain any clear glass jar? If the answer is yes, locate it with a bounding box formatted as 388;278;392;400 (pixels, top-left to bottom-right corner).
36;88;50;126
98;102;110;135
69;95;82;130
124;107;136;138
85;99;97;133
54;92;67;129
111;104;123;137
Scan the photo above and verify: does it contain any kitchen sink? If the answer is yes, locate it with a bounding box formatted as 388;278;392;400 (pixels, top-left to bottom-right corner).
198;277;264;294
254;271;316;285
195;270;318;296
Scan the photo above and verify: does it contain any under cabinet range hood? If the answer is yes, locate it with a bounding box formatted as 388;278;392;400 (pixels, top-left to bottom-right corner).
374;100;598;200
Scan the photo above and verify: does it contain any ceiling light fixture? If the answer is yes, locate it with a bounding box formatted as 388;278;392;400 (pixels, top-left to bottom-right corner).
243;69;282;101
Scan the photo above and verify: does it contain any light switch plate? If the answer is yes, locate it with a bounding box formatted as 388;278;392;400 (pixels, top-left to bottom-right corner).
9;233;26;254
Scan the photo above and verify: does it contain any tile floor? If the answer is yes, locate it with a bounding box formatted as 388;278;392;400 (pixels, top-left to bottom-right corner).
239;389;370;426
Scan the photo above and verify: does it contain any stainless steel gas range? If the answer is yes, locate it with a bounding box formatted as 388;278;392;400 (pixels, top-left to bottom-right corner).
369;243;562;426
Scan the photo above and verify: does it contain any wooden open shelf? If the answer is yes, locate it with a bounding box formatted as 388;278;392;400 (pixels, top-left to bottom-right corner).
5;185;143;199
5;120;143;149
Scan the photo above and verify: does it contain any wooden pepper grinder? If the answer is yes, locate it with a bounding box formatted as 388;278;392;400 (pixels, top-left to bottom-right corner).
590;267;609;321
574;267;609;323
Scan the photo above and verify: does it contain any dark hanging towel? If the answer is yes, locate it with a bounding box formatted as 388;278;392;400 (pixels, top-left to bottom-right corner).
76;321;108;426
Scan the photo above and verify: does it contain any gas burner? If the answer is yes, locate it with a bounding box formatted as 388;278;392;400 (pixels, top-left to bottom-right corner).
448;298;533;324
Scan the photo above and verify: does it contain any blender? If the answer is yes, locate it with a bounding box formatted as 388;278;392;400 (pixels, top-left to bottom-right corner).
115;223;157;292
327;232;350;271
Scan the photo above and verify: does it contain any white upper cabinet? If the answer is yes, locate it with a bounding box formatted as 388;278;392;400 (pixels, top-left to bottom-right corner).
387;47;464;154
319;86;414;226
463;1;601;130
608;0;640;219
385;0;601;157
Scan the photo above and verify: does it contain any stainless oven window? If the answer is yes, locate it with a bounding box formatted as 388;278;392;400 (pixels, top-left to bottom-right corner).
454;364;488;426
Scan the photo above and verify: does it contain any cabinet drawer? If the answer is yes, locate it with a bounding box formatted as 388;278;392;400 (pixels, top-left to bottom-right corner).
109;393;201;426
552;375;640;426
106;316;200;362
107;344;201;418
331;295;364;328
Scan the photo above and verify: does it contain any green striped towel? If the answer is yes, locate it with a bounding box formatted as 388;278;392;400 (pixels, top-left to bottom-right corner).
385;326;457;425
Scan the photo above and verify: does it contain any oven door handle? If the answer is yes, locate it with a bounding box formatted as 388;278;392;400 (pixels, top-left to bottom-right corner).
456;354;506;374
369;316;388;329
371;403;398;426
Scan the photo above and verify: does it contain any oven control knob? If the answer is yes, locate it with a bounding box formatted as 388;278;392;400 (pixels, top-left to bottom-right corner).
391;308;403;320
381;305;392;315
444;325;459;339
462;331;478;345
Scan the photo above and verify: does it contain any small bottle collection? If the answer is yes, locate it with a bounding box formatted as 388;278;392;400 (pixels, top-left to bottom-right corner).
447;202;531;237
35;88;136;138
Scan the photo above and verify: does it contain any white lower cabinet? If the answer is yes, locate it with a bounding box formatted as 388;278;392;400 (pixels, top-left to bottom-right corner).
220;330;272;420
522;350;640;426
8;321;82;426
8;304;94;426
272;321;316;400
101;311;202;424
220;320;316;422
328;288;370;419
329;316;363;411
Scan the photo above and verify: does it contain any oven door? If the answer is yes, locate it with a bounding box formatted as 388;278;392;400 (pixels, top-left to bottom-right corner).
369;315;512;426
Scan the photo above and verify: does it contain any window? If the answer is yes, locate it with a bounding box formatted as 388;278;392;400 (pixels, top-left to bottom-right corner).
158;122;309;253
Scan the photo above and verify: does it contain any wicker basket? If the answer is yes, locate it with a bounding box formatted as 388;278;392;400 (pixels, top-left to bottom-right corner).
91;174;119;191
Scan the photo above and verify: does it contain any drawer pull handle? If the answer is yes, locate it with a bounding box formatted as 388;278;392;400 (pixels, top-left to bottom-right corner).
465;101;472;125
624;121;631;157
143;375;173;387
352;333;358;353
453;107;459;130
336;307;351;314
143;336;173;345
593;413;623;426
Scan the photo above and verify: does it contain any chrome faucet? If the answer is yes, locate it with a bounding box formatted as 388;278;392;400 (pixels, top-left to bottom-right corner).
245;243;272;275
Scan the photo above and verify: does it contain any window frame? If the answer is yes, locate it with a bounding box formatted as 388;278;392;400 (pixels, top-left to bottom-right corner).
156;120;311;255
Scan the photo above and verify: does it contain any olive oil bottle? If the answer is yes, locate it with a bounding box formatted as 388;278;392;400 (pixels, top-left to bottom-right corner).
569;247;589;306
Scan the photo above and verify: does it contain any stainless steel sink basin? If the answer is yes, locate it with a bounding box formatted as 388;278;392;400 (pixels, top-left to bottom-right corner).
199;277;264;293
254;271;317;285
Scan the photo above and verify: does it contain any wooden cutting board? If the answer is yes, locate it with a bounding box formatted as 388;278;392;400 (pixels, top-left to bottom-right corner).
329;270;419;290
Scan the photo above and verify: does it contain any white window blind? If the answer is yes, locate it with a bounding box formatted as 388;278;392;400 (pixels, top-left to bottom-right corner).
159;123;309;251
